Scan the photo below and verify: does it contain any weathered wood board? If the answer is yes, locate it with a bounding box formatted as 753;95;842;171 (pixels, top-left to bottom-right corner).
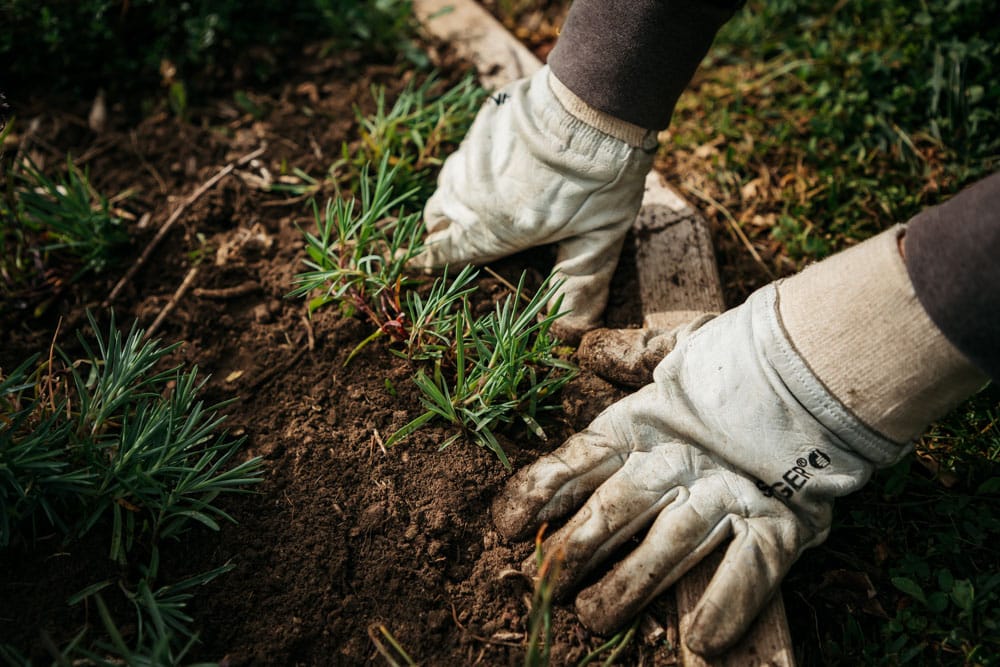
638;174;795;667
413;0;541;90
413;1;795;664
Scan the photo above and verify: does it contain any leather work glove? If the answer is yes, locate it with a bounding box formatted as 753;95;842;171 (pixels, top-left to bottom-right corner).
492;227;988;655
410;65;658;343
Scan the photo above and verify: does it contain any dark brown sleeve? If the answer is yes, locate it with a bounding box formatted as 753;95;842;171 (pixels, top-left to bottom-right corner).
905;171;1000;381
547;0;743;130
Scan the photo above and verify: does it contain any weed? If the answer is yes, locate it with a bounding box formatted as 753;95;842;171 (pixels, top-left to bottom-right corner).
1;313;261;660
525;524;562;667
521;524;638;666
666;0;999;281
293;157;575;467
368;623;417;667
290;156;424;350
0;313;262;557
401;264;479;362
64;562;233;665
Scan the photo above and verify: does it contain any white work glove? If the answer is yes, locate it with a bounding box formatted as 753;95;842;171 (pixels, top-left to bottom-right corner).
493;285;903;654
492;226;987;655
411;65;657;342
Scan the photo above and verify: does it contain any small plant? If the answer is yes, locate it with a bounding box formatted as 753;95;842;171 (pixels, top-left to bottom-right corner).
2;155;129;308
344;72;487;199
1;313;261;660
290;156;424;355
368;622;417;667
293;160;576;466
388;273;576;468
525;524;563;667
1;313;262;556
294;72;573;467
15;156;128;277
400;264;479;362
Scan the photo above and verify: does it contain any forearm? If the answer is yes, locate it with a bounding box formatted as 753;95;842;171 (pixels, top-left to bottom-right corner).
548;0;744;130
905;171;1000;381
777;174;999;444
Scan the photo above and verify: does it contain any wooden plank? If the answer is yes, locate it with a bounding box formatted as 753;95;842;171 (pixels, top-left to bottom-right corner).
413;2;795;664
413;0;541;90
636;171;725;322
639;174;794;667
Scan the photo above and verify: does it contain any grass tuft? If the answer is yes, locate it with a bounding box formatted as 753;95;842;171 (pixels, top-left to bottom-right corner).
1;313;261;662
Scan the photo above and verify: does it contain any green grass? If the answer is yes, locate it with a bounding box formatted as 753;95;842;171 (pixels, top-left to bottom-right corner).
388;272;577;468
668;0;999;269
293;157;576;467
345;72;487;200
805;391;1000;664
290;156;424;344
293;73;575;467
0;155;129;311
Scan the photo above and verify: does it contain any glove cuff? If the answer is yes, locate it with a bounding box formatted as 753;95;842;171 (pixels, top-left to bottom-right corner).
777;226;988;445
549;70;658;150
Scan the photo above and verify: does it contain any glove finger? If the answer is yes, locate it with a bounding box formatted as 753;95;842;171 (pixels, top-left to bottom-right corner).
408;219;513;272
492;429;627;542
577;328;681;388
574;474;735;634
527;449;692;597
683;516;802;656
547;231;625;343
578;313;718;387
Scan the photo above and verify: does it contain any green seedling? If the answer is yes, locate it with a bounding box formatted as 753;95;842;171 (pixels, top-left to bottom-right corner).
65;557;233;665
291;155;424;355
2;313;261;661
345;72;486;200
279;72;483;217
400;264;479;362
0;313;262;561
294;75;574;466
525;523;563;667
368;623;417;667
387;273;576;468
14;156;128;279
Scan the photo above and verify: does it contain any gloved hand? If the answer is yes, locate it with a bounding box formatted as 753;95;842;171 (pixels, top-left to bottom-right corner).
410;65;657;342
492;226;987;655
493;284;903;654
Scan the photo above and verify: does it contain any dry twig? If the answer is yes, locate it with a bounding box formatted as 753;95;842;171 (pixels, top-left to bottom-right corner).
105;145;266;305
145;266;199;339
192;281;260;299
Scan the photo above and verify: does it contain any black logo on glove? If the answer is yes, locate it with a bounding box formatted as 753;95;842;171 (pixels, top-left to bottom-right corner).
755;449;831;500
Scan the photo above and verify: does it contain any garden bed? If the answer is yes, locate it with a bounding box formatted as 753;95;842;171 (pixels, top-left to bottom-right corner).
0;33;665;666
4;2;1000;665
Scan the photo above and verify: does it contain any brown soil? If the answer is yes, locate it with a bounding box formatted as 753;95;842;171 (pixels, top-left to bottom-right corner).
0;39;685;666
